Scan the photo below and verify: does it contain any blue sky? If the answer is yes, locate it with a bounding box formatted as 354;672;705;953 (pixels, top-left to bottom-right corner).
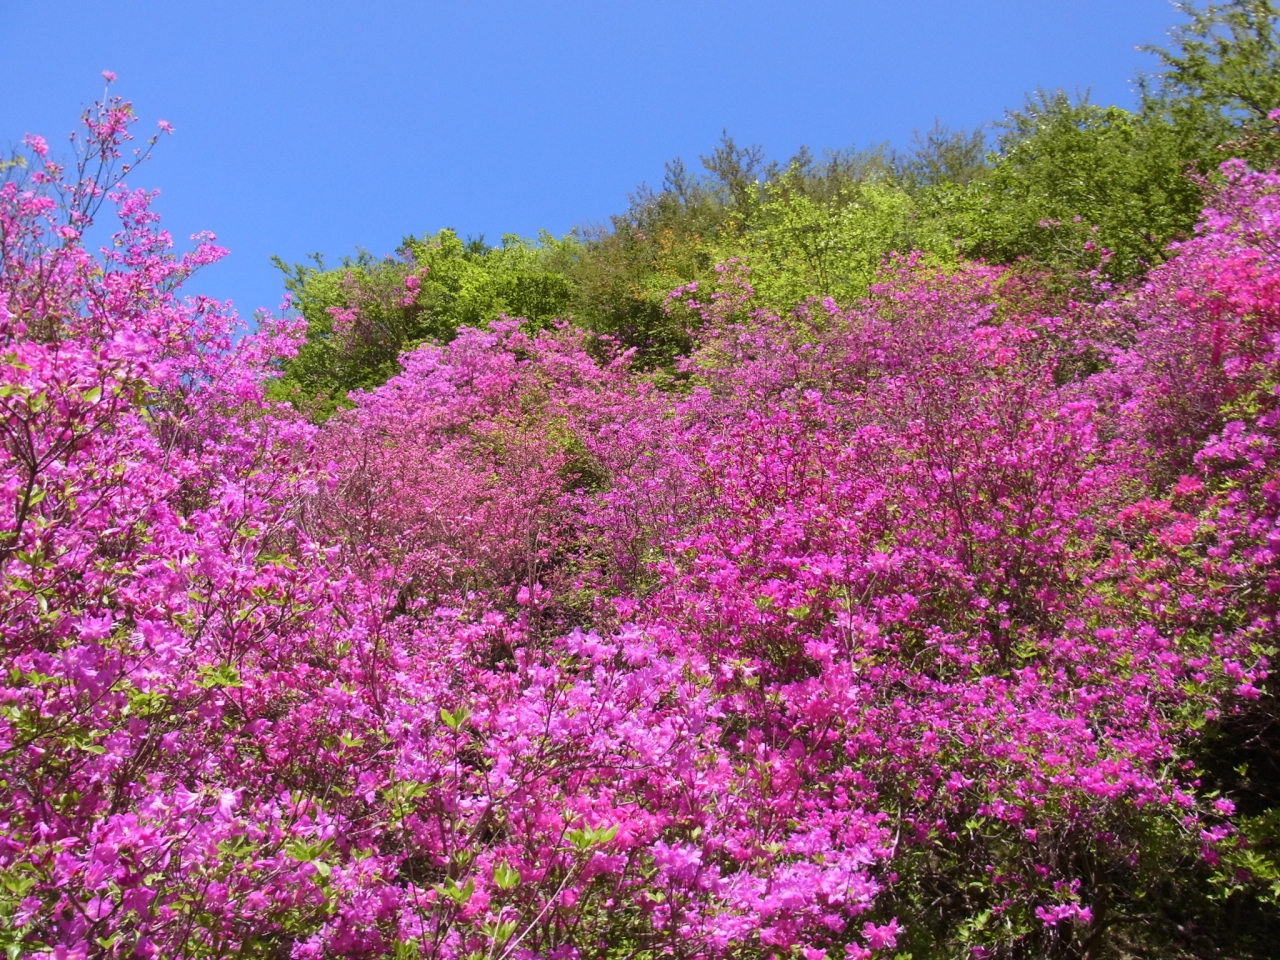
2;0;1177;321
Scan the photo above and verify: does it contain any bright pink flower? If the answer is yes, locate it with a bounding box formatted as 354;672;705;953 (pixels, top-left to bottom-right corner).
862;919;901;950
22;133;48;157
3;87;1276;960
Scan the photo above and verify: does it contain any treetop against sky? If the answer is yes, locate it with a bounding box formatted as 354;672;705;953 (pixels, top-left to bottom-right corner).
1;0;1172;318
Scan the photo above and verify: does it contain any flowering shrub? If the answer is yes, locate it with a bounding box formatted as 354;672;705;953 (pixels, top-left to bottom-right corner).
576;253;1270;955
0;93;891;960
0;90;1278;959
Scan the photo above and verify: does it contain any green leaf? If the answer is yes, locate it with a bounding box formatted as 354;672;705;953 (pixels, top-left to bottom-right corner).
196;662;242;689
567;823;618;851
435;877;474;905
440;705;471;732
493;862;521;890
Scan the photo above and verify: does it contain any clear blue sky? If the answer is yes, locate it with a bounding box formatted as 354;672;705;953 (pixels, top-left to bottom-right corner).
2;0;1178;322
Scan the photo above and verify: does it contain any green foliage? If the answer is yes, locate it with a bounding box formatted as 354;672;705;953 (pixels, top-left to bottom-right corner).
721;175;955;311
270;230;576;418
553;136;755;366
400;229;577;332
899;120;989;190
558;135;960;364
1143;0;1280;184
934;94;1205;282
1148;2;1280;121
272;0;1280;405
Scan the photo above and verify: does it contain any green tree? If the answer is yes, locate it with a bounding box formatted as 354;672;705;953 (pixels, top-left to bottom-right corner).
271;229;576;419
1147;2;1280;124
898;120;989;191
720;174;953;311
1143;0;1280;173
931;93;1204;283
556;135;758;365
272;1;1280;400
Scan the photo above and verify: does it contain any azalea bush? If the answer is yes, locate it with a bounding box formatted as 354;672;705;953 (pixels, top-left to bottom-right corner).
1;87;1279;960
0;91;893;960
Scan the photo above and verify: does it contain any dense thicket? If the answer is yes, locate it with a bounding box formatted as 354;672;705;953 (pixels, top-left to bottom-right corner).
4;3;1280;959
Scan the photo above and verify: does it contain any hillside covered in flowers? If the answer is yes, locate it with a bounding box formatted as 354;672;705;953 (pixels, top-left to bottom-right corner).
5;4;1280;959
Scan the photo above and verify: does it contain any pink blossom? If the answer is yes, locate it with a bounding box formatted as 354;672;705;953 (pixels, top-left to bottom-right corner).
23;133;48;157
2;86;1276;960
861;918;900;949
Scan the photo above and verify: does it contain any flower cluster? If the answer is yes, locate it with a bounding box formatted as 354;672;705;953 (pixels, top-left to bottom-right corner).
0;94;1277;959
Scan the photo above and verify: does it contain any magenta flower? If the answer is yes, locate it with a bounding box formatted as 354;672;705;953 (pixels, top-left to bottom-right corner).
2;88;1276;960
